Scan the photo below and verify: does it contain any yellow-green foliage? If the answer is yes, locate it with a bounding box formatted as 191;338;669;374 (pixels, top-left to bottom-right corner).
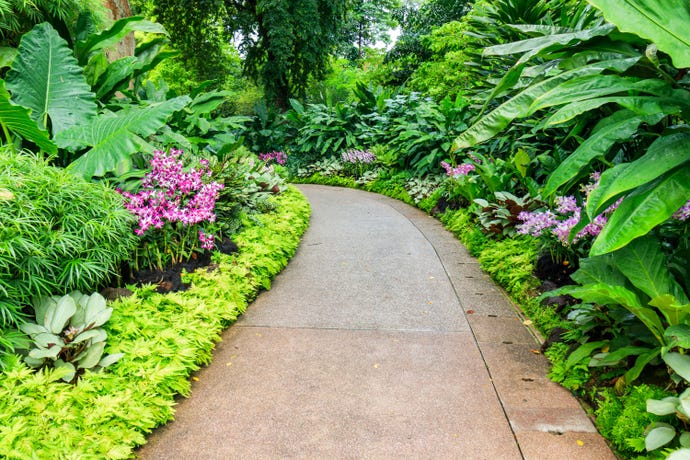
477;236;539;299
0;186;310;459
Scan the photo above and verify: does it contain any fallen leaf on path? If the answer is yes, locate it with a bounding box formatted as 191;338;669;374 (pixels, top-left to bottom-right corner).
576;440;585;446
466;309;475;314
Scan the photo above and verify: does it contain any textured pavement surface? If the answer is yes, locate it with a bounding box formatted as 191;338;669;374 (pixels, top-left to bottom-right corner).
137;185;616;459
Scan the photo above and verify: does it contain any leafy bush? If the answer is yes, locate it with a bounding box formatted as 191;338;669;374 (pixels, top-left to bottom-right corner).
0;151;136;327
0;186;310;458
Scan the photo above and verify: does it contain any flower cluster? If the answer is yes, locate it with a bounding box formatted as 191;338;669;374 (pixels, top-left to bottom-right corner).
441;160;475;177
341;149;376;164
516;173;621;246
120;149;223;251
258;151;287;165
673;199;690;222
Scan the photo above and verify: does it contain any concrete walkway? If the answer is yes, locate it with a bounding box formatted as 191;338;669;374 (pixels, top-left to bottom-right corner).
137;185;616;459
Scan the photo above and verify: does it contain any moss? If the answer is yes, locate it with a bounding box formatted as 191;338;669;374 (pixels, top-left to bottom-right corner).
0;186;311;458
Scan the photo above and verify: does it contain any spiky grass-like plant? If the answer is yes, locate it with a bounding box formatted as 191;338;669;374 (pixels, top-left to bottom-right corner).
0;150;136;328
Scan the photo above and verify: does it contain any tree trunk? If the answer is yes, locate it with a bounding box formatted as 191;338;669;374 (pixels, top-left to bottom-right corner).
103;0;135;60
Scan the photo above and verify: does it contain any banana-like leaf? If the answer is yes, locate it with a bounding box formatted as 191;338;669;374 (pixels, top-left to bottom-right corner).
587;132;690;216
484;24;616;64
546;95;683;126
0;81;56;153
591;165;690;255
530;75;687;115
615;236;685;302
586;0;690;68
452;57;639;150
543;110;663;196
5;23;96;136
74;16;167;65
58;96;191;178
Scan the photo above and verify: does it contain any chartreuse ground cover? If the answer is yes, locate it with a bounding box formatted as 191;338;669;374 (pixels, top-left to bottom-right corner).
0;187;310;459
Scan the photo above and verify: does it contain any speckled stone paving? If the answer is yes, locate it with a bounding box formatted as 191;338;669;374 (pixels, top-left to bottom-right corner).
137;185;616;460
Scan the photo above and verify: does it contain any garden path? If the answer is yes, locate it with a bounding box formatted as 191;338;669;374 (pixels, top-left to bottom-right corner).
137;184;615;459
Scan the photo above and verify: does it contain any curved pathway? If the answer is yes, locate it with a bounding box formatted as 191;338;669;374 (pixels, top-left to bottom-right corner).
138;185;615;459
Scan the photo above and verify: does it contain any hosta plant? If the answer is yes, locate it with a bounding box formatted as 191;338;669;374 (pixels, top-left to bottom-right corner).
19;291;123;383
645;388;690;457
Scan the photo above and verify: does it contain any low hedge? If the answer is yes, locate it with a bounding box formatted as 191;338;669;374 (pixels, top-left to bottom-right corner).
0;186;311;459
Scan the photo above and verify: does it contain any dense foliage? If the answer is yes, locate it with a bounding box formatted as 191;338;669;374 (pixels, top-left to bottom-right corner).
0;188;310;457
0;151;136;330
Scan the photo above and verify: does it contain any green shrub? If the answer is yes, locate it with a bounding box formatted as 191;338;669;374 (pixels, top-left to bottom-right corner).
595;384;674;458
0;151;136;326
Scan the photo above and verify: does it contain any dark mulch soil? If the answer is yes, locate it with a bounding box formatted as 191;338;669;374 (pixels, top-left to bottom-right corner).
114;237;239;295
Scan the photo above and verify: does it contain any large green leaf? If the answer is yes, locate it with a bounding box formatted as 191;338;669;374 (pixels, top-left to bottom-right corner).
586;0;690;68
57;96;191;178
74;16;168;65
543;110;663;196
5;23;96;136
530;75;689;115
0;81;56;153
615;236;685;302
588;132;690;216
545;95;683;126
591;166;690;255
559;283;665;343
484;24;616;64
571;253;626;286
452;57;639;150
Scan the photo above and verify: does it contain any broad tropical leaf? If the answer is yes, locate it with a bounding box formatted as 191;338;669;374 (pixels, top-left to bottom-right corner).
587;133;690;216
452;57;639;150
615;236;687;303
57;96;191;178
5;23;96;136
586;0;690;68
0;81;56;153
74;16;168;65
591;166;690;255
559;282;664;343
571;253;626;286
543;110;663;196
484;24;616;65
